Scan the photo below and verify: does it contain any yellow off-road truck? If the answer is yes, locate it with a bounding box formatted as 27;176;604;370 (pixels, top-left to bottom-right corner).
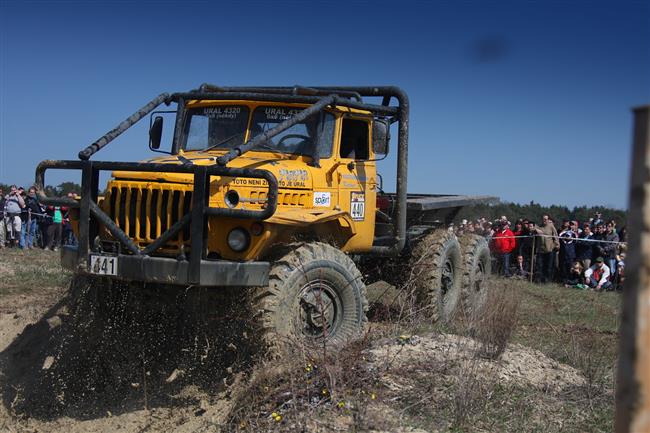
36;85;495;347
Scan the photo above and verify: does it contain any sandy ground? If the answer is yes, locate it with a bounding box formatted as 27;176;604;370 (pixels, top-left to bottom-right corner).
0;257;590;433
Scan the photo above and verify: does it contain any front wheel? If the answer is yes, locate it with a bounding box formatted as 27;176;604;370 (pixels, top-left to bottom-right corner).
251;242;368;351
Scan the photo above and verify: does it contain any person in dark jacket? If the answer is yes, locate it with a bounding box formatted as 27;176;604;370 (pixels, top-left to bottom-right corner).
576;223;595;269
603;222;620;278
592;223;607;260
520;221;536;272
20;187;42;249
512;220;525;257
558;222;578;280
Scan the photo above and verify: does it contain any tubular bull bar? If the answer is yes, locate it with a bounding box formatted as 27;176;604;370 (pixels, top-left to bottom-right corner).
35;160;278;286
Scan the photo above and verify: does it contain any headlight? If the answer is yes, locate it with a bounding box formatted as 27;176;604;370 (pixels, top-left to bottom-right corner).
225;190;239;208
227;228;250;252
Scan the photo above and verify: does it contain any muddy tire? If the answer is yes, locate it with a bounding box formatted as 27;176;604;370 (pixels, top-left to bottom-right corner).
459;234;492;319
251;242;368;351
409;230;462;323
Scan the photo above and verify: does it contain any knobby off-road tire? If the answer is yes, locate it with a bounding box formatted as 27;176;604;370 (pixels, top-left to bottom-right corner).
459;234;492;320
409;230;462;323
251;242;368;351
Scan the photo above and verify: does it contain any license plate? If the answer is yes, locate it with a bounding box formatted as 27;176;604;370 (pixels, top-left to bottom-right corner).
90;255;118;276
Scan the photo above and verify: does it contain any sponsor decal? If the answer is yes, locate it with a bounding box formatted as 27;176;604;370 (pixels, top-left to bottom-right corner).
231;178;269;186
278;169;308;187
350;192;365;221
313;192;331;207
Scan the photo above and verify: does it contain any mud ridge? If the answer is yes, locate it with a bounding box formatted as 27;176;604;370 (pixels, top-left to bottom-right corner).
0;276;258;421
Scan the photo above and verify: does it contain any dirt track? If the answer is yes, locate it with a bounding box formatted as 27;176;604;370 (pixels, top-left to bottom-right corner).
0;250;604;432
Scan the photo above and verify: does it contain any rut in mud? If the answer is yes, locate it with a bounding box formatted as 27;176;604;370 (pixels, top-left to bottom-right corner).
0;276;257;420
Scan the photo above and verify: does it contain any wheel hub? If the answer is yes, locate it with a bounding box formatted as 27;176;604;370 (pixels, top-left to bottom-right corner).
441;259;454;301
299;280;342;339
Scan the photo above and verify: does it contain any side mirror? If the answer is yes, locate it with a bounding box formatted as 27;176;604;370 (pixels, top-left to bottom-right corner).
372;119;390;156
149;116;163;150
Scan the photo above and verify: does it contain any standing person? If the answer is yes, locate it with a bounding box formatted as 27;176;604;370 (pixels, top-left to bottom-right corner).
592;223;607;259
492;222;516;277
558;222;579;280
603;222;620;279
4;185;25;247
62;192;77;246
47;205;64;251
593;212;604;227
521;221;537;272
21;187;42;249
584;257;612;291
512;220;525;257
0;187;5;249
576;224;595;270
532;214;560;283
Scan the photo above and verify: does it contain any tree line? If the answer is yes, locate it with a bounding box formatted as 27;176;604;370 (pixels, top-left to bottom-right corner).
456;201;628;229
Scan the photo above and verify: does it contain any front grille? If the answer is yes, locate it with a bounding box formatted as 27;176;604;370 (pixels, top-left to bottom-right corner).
249;190;307;206
106;183;192;251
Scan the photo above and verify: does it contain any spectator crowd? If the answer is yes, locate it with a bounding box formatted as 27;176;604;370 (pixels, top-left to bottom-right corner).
2;183;627;292
1;185;77;251
453;212;627;291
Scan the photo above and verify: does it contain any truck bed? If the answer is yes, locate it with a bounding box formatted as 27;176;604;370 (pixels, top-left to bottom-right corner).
405;194;499;211
374;193;499;243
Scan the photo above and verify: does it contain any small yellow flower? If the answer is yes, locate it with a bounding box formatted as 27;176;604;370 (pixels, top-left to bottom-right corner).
274;414;282;422
322;388;329;395
370;393;377;400
271;412;278;417
337;401;345;408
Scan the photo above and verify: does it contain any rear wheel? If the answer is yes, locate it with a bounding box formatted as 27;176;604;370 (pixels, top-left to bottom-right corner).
459;234;492;319
252;242;368;351
409;230;462;323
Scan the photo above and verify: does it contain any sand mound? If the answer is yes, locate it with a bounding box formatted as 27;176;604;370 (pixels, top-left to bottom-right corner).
368;333;586;393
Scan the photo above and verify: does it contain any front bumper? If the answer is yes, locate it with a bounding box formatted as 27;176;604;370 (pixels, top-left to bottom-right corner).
61;246;269;287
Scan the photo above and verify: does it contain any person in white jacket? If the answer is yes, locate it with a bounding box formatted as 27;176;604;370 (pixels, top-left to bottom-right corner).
584;257;612;291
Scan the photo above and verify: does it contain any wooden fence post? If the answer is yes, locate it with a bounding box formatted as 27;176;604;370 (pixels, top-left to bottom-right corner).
616;105;650;432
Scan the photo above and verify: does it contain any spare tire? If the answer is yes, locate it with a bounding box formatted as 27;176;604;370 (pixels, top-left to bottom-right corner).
409;230;462;323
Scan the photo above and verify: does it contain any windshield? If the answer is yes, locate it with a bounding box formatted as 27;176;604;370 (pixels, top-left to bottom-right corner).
249;106;335;158
183;104;335;158
185;105;249;151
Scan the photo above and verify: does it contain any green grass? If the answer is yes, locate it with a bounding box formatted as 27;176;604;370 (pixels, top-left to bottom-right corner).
0;247;71;296
513;280;620;371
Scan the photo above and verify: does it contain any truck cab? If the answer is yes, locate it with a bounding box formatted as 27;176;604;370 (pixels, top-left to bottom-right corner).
104;99;384;262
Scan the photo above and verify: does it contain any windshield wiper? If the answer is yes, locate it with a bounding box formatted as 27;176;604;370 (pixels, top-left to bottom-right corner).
203;132;244;152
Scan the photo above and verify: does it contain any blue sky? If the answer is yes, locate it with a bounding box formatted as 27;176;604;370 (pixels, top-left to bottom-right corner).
1;0;648;209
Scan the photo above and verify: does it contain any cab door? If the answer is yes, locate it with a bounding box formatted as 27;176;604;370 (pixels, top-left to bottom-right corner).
336;116;377;251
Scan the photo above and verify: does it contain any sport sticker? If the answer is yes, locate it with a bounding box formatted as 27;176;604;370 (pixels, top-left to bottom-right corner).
350;192;365;221
313;192;331;207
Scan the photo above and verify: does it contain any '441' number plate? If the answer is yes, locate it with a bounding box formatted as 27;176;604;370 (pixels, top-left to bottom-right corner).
90;255;118;276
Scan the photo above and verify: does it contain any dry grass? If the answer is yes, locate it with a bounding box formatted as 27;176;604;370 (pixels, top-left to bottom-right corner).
471;279;521;359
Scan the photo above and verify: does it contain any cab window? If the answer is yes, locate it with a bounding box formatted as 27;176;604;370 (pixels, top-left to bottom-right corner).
184;105;249;151
339;118;369;160
249;106;335;158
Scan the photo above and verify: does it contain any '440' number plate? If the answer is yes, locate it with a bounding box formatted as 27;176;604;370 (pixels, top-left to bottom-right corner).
90;255;118;276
